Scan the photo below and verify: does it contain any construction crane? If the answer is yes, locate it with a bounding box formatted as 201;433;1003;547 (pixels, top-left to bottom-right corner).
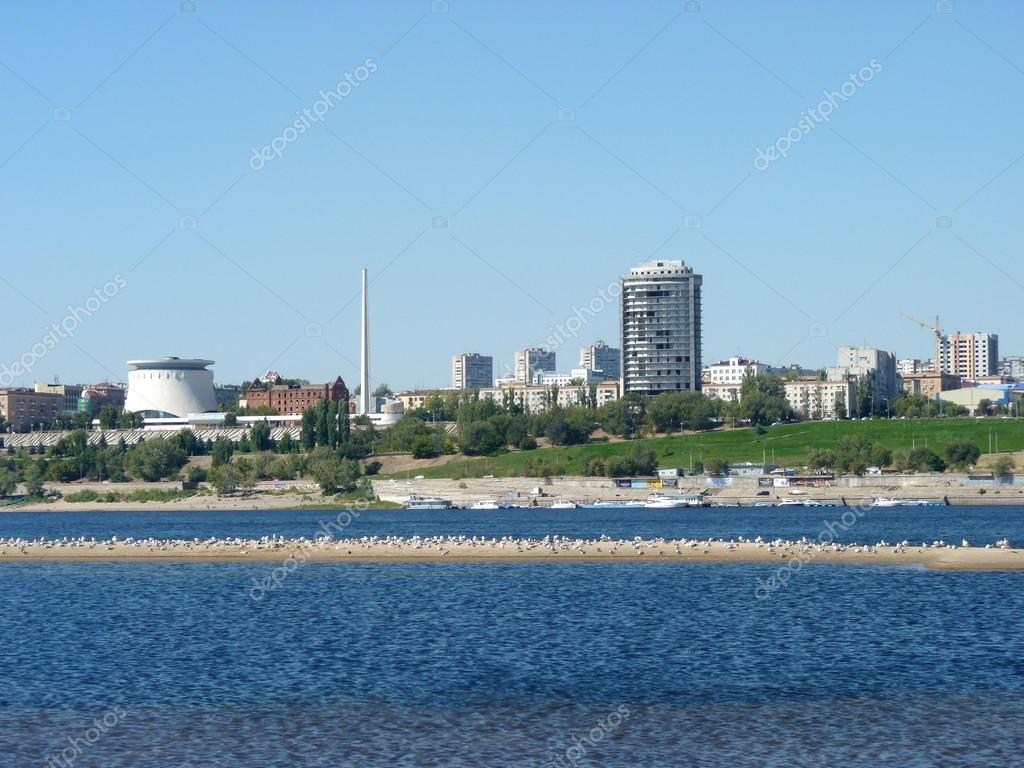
901;313;944;365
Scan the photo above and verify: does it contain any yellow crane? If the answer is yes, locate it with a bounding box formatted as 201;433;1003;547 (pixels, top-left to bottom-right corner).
900;313;943;365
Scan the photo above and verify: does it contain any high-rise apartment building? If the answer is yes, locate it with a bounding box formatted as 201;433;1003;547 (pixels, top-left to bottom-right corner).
939;332;998;379
514;348;556;384
620;259;702;395
578;342;621;380
452;353;493;390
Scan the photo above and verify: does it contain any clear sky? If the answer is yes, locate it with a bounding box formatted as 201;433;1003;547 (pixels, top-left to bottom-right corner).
2;0;1022;392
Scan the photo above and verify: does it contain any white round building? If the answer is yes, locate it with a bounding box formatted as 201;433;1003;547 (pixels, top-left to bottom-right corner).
125;358;217;418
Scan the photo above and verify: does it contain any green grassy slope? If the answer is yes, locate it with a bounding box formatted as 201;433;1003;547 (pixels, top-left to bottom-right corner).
407;418;1024;479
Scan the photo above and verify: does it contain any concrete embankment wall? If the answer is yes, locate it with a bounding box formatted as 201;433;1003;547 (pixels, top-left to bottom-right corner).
374;474;1024;507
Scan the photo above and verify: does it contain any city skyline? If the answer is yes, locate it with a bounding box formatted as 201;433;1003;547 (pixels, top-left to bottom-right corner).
2;2;1023;389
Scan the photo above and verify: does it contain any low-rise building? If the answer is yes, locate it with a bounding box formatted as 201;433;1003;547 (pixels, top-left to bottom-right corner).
479;381;620;414
999;356;1024;380
701;381;743;404
244;376;349;414
0;388;64;432
79;383;127;415
702;357;769;385
783;377;855;420
533;368;606;387
901;372;960;400
34;383;84;414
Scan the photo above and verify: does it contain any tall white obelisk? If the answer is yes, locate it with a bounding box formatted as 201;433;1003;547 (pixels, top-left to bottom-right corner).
359;268;371;415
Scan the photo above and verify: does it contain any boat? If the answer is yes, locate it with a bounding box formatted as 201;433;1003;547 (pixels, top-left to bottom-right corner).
871;497;944;507
550;499;579;509
644;492;709;509
404;495;453;510
870;497;902;508
469;500;501;510
752;501;775;508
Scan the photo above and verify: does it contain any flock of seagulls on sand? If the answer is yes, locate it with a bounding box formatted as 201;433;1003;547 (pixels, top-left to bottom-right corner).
0;534;1016;558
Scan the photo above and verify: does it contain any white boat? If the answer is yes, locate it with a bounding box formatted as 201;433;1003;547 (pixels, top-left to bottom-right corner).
644;492;709;509
870;497;902;508
469;499;501;510
871;497;942;507
404;495;453;510
550;499;579;509
777;499;825;508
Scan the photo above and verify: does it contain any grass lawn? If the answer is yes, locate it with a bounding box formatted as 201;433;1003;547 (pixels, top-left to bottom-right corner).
403;418;1024;479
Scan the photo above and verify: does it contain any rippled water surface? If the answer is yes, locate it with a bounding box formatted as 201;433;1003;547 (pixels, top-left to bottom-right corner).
2;503;1023;544
1;563;1022;767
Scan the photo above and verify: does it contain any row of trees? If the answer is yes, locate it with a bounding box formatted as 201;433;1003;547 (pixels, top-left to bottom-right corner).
807;435;987;475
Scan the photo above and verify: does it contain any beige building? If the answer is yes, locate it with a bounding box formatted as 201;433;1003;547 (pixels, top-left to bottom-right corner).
939;332;998;379
34;382;83;413
901;372;960;400
701;381;743;404
783;377;855;420
0;388;64;432
479;381;620;414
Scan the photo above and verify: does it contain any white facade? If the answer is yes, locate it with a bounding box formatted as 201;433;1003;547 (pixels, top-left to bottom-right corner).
783;377;855;420
702;357;768;385
620;259;702;395
125;358;217;418
452;353;493;390
480;381;620;413
533;368;605;387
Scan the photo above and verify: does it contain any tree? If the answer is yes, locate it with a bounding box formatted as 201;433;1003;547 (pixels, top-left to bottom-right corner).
705;458;730;476
597;396;645;438
310;452;360;495
249;421;272;452
541;407;595;446
993;455;1016;478
0;467;18;497
22;461;46;497
411;436;438;459
211;437;235;468
460;421;503;456
223;412;238;427
944;440;981;469
278;432;295;454
209;464;241;495
808;449;837;471
98;405;120;430
977;399;993;417
372;383;393;399
124;438;187;482
629;444;658;475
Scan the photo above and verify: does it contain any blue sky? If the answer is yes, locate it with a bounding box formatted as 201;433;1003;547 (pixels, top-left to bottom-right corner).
2;0;1022;391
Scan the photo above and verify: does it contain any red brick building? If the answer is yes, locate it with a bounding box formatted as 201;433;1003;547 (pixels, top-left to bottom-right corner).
244;376;349;414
